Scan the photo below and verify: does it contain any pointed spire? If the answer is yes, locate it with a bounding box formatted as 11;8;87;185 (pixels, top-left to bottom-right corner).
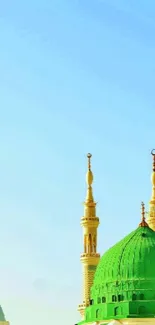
85;153;94;203
139;202;149;227
87;153;92;171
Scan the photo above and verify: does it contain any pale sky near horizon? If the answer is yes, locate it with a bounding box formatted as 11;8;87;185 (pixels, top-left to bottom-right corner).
0;1;155;324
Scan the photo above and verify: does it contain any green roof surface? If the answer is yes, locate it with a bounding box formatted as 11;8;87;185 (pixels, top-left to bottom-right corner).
81;225;155;323
92;226;155;287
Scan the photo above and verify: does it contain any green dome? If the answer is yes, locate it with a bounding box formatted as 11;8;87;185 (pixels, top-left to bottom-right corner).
93;226;155;288
84;225;155;323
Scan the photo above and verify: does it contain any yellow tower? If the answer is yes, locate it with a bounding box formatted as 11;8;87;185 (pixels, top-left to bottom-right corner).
78;153;100;318
147;149;155;230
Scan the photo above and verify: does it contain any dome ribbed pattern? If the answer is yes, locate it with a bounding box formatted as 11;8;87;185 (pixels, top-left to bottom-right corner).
91;226;155;298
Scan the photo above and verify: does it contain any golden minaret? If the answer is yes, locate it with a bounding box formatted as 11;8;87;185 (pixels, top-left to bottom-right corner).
147;150;155;230
78;153;100;318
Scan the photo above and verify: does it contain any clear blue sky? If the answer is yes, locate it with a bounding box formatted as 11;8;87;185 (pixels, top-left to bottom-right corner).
0;1;155;324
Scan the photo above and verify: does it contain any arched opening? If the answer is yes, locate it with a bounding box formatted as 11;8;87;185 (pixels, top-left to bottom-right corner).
88;234;92;254
112;295;117;302
97;297;101;304
139;293;144;300
118;294;123;302
102;296;106;303
90;299;94;305
114;306;121;316
96;309;99;319
132;293;137;301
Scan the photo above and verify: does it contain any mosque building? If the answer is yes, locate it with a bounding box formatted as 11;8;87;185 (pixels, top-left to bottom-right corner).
76;151;155;325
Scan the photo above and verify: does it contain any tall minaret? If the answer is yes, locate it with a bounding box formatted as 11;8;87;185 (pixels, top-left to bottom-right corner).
78;153;100;318
147;149;155;230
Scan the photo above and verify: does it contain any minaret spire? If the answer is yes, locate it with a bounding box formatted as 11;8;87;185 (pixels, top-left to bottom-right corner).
147;150;155;230
139;202;148;227
86;153;94;203
87;152;91;170
78;154;100;318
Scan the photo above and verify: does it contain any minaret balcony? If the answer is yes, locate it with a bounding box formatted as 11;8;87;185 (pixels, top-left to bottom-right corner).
80;216;99;226
80;252;100;263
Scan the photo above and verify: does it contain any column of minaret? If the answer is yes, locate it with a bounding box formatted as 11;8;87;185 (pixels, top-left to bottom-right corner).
78;154;100;318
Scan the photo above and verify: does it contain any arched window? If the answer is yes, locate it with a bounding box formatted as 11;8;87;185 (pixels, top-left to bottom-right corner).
114;306;121;316
102;296;106;303
90;299;94;305
132;293;137;301
97;297;101;304
139;293;144;300
118;294;123;302
112;295;117;302
96;309;99;319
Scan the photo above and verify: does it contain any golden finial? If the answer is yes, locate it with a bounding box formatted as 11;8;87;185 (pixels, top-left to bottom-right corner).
87;153;92;171
85;153;94;202
139;202;148;227
86;153;93;187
